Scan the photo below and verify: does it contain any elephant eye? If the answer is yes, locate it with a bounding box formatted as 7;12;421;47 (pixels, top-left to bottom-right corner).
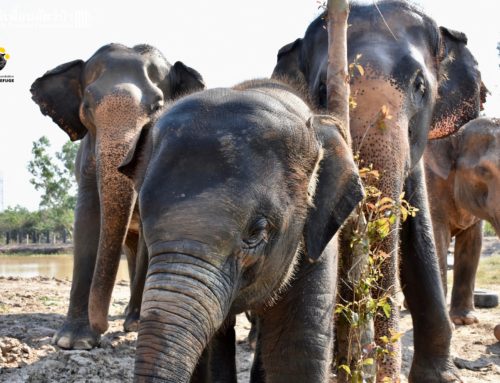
475;165;491;178
243;217;270;250
413;74;426;101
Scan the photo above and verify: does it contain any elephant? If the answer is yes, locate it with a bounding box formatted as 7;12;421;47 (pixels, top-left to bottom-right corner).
272;1;484;381
30;43;205;349
425;117;500;325
118;78;364;382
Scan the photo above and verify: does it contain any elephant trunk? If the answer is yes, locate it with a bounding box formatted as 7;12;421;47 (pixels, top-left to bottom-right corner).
344;77;408;382
134;250;232;382
88;94;148;334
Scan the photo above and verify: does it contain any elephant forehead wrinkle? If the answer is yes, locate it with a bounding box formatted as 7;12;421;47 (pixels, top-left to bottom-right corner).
218;134;238;165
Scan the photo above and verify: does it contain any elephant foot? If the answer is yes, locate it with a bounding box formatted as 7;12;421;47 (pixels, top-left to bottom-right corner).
247;321;257;351
409;356;462;383
124;309;140;332
53;319;100;350
450;308;478;326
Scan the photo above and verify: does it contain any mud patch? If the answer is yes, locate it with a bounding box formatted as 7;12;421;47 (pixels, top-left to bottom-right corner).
0;253;499;382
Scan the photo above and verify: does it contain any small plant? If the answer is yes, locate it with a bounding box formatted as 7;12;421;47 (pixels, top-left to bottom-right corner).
39;295;59;307
335;156;417;383
483;221;496;237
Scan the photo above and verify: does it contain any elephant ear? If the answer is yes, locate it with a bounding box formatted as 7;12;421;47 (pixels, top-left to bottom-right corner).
271;38;307;86
304;115;364;261
429;26;483;140
169;61;205;99
424;138;457;180
30;60;87;141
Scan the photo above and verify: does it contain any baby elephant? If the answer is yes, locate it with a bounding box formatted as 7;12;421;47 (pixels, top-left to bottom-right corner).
425;117;500;325
119;79;364;382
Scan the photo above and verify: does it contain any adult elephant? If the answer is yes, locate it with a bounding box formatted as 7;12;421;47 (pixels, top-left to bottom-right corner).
425;117;500;325
119;78;364;382
272;2;483;382
30;43;205;349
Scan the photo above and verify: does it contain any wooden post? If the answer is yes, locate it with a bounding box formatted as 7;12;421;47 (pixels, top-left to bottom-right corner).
327;0;350;141
327;2;377;382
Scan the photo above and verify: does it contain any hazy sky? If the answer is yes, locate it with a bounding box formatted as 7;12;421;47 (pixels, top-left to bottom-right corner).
0;0;498;210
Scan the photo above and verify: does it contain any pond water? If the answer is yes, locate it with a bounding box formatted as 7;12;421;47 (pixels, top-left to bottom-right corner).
0;254;130;280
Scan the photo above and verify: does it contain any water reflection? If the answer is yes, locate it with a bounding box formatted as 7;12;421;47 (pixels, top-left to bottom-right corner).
0;255;130;281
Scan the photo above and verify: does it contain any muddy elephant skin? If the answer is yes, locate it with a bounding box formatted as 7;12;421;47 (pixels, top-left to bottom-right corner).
120;78;364;382
425;117;500;325
30;43;205;349
272;1;484;382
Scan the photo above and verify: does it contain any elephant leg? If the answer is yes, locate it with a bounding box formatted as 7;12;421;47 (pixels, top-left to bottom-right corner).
433;223;452;298
124;230;147;332
400;162;460;383
250;330;266;383
53;179;101;350
246;311;258;350
124;232;139;286
190;316;237;383
209;316;237;382
450;221;482;325
257;248;335;383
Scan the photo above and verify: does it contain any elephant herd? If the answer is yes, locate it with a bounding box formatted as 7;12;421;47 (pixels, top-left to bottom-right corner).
30;1;499;382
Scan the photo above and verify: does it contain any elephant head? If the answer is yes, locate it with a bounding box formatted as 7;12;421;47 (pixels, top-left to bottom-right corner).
272;5;484;186
119;79;363;382
426;117;500;235
30;43;205;334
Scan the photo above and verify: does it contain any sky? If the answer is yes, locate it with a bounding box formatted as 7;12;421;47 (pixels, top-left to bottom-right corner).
0;0;498;210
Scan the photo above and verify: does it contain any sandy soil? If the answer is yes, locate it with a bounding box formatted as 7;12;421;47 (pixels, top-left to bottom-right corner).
0;252;499;382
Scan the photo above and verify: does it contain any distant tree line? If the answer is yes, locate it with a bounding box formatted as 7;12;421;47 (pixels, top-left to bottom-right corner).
0;137;78;245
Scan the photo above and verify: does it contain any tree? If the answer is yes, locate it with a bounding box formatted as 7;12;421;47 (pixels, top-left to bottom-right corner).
0;205;36;244
27;137;79;242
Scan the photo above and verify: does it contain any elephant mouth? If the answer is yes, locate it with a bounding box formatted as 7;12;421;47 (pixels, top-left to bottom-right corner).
149;239;212;259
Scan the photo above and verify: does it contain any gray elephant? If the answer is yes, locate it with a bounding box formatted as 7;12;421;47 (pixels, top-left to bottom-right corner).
30;43;205;349
118;78;364;382
425;117;500;325
272;2;484;381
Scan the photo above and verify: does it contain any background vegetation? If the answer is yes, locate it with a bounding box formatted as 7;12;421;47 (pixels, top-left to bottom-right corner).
0;137;78;245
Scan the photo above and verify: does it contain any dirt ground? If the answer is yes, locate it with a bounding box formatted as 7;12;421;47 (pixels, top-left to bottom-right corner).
0;240;499;382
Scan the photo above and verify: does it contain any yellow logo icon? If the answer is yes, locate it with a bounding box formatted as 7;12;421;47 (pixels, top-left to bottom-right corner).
0;47;10;71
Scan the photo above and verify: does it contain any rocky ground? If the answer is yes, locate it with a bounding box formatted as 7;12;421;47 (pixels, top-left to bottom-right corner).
0;240;499;382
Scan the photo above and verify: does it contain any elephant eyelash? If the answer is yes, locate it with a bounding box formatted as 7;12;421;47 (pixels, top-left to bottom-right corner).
242;217;271;250
414;75;426;94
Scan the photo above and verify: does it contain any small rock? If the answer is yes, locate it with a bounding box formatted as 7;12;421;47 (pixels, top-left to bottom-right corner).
0;337;21;354
21;345;31;354
69;354;92;367
494;324;500;341
41;359;66;370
